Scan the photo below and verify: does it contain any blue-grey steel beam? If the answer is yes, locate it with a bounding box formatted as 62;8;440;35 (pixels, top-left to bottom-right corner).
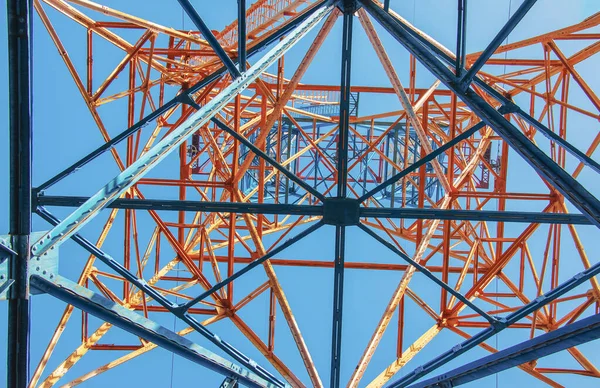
176;221;325;313
360;207;592;225
360;0;600;230
35;195;592;225
459;0;537;88
211;117;326;201
36;0;328;192
330;5;354;386
358;224;498;324
35;207;286;387
29;275;280;388
7;0;33;386
238;0;247;72
31;1;334;258
359;122;485;202
177;0;241;78
409;312;600;388
36;195;324;216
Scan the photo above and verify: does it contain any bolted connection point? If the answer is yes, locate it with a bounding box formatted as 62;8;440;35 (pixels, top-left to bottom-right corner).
323;198;360;226
337;0;361;14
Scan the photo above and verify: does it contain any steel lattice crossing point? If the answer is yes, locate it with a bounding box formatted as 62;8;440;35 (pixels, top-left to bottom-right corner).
4;0;600;387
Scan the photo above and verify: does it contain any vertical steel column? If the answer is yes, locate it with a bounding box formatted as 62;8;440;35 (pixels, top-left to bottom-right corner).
7;0;33;387
331;4;353;387
337;9;353;199
455;0;467;76
330;225;346;388
238;0;246;72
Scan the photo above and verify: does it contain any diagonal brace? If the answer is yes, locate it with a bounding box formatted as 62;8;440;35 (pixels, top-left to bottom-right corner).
515;109;600;175
459;0;538;88
177;0;241;78
212;117;326;201
359;121;485;202
177;221;325;313
389;254;600;387
358;223;499;325
409;312;600;388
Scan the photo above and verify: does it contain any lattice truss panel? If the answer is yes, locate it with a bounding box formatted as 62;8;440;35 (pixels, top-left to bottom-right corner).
22;0;600;387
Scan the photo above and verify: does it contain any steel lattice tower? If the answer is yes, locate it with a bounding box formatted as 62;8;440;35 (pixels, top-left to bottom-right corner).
4;0;600;387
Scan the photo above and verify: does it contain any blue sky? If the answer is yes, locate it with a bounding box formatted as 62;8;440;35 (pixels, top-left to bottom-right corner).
1;0;600;387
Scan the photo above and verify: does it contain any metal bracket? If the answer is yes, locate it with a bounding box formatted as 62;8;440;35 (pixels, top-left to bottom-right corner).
0;231;59;299
0;242;15;299
497;103;519;115
0;253;13;300
176;92;201;110
220;376;239;388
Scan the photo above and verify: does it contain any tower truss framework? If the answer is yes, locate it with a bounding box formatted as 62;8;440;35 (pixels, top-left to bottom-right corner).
4;0;600;387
